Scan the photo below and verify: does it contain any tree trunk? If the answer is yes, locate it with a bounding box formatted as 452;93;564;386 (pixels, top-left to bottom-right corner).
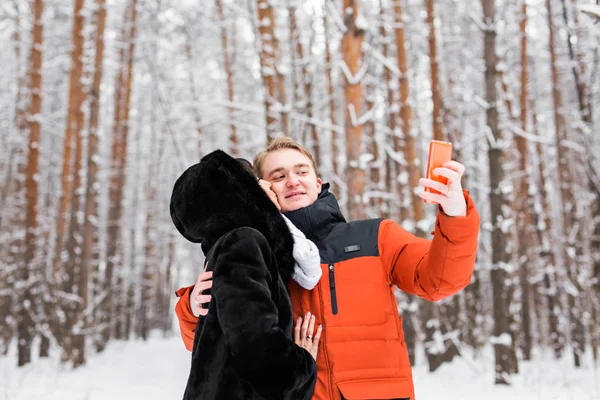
19;0;45;367
342;0;366;221
393;0;418;226
323;10;338;193
461;136;483;352
591;183;600;361
289;4;302;130
47;0;87;355
99;8;127;351
289;6;319;165
162;238;175;334
124;131;141;340
422;302;443;372
390;0;420;362
560;0;598;362
216;0;238;155
125;281;135;340
516;0;533;362
304;35;319;166
424;0;458;371
272;5;289;137
53;0;87;284
4;0;25;358
465;268;484;350
379;0;396;219
61;0;88;367
114;0;138;341
482;0;514;384
559;0;592;123
81;0;107;361
184;41;205;156
99;0;138;351
425;0;444;141
529;89;564;358
365;83;381;215
546;0;585;367
142;113;159;340
256;0;280;142
440;299;460;363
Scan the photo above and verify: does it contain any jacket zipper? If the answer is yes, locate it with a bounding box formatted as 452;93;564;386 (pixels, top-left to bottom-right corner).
328;264;338;315
316;277;335;400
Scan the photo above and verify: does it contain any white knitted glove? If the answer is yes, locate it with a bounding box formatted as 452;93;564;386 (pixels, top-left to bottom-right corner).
281;215;322;289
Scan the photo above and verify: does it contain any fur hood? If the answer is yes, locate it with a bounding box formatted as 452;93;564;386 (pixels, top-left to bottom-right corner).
169;150;296;283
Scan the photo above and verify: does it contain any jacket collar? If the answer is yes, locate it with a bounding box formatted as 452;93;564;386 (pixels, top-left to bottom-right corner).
283;183;346;242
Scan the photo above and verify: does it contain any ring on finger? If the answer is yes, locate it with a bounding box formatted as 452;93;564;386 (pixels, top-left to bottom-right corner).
306;335;312;340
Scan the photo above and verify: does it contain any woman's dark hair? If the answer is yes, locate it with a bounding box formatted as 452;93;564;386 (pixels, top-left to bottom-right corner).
236;158;255;176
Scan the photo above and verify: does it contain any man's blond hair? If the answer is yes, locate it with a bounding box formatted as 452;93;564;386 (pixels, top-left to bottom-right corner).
253;137;319;178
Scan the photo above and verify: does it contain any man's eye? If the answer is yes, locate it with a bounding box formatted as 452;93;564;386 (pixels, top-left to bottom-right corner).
273;175;284;180
298;170;308;175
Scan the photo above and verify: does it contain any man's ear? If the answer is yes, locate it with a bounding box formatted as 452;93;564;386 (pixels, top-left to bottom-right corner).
317;177;323;193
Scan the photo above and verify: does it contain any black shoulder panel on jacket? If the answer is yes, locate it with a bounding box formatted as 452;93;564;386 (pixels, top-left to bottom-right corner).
318;218;383;264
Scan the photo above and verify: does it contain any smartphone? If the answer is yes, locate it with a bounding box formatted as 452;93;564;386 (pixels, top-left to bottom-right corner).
424;140;453;196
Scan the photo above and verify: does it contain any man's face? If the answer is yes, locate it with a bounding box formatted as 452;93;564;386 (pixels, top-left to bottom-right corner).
260;148;322;212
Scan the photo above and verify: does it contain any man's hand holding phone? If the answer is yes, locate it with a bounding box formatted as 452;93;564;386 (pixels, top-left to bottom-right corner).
418;140;467;217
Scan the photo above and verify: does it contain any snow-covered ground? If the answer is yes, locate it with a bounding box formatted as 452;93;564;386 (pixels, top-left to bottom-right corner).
1;335;598;399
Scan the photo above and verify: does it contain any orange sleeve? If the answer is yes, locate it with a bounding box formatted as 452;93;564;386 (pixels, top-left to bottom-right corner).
175;285;198;351
380;190;480;301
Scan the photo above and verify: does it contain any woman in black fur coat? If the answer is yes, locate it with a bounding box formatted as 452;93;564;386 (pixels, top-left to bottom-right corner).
170;150;318;400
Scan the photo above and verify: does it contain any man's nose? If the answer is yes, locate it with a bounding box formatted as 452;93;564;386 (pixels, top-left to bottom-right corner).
286;174;300;187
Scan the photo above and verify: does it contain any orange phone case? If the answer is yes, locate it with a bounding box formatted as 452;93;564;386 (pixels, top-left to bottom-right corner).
424;140;453;195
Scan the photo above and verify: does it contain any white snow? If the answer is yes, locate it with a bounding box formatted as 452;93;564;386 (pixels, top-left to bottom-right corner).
1;335;190;400
1;335;599;400
489;332;513;346
354;14;368;31
581;5;600;18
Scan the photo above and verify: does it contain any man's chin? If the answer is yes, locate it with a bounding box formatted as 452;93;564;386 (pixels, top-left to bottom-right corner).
281;200;308;213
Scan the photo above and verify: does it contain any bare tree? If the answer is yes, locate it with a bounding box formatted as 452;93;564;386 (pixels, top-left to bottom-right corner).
53;0;86;288
530;90;564;359
100;0;138;351
545;0;585;367
426;0;443;141
388;0;421;363
18;0;45;367
342;0;366;221
256;0;281;142
323;9;339;192
391;0;416;225
60;0;88;366
482;0;515;384
516;0;533;361
216;0;238;155
80;0;107;363
1;0;27;356
559;0;599;362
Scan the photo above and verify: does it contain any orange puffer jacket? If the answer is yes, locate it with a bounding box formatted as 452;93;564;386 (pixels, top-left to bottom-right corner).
175;185;480;400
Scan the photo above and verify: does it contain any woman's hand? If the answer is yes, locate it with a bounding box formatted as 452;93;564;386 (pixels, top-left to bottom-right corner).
294;312;322;360
190;270;213;317
258;179;281;211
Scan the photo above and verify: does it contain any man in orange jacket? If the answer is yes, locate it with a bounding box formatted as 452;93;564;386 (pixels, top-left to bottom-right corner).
175;137;480;400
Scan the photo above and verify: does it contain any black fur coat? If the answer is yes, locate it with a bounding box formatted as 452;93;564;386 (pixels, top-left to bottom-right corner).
170;150;317;400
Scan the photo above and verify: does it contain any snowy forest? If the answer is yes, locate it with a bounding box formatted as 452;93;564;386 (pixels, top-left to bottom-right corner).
0;0;599;391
